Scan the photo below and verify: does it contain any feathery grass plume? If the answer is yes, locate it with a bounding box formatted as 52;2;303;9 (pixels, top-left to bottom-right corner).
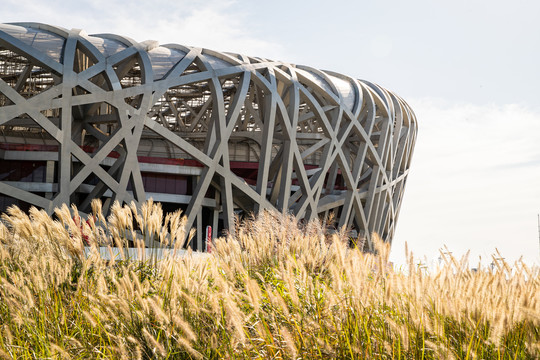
142;328;166;357
91;198;104;223
50;343;70;360
147;295;168;324
172;315;197;342
1;326;13;345
223;296;247;343
279;325;298;358
0;348;11;360
108;201;130;243
167;208;184;244
177;337;203;359
0;220;8;248
116;338;129;359
244;276;262;313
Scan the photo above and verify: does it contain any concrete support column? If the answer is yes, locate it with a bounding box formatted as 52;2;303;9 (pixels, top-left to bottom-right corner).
213;191;220;240
45;160;55;200
193;175;202;250
196;208;202;251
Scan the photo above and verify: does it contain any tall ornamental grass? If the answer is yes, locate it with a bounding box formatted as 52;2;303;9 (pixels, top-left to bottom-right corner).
0;200;538;359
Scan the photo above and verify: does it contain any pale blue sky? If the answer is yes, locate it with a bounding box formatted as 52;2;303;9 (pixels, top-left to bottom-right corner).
2;0;540;265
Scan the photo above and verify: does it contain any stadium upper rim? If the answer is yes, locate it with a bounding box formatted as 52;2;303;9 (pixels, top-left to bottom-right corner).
0;22;408;114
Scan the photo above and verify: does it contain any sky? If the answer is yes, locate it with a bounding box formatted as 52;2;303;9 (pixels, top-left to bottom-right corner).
2;0;540;266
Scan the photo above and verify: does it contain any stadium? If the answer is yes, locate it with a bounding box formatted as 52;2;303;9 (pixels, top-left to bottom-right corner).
0;22;417;251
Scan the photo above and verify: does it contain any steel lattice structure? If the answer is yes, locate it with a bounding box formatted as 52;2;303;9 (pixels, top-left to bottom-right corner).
0;23;417;250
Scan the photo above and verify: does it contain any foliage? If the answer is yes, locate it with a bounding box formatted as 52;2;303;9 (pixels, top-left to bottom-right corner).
0;200;538;359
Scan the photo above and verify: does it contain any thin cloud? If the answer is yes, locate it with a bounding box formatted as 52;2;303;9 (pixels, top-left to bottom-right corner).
391;98;540;267
1;0;286;59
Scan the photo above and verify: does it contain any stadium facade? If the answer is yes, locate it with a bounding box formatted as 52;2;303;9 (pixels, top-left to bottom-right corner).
0;23;417;250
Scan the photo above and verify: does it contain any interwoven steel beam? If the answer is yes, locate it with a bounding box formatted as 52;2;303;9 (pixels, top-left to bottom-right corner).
0;22;417;249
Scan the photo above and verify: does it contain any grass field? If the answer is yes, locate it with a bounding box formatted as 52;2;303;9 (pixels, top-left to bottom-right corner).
0;200;538;359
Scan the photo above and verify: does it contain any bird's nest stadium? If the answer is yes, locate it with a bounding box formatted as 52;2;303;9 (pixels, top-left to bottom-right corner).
0;22;417;251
